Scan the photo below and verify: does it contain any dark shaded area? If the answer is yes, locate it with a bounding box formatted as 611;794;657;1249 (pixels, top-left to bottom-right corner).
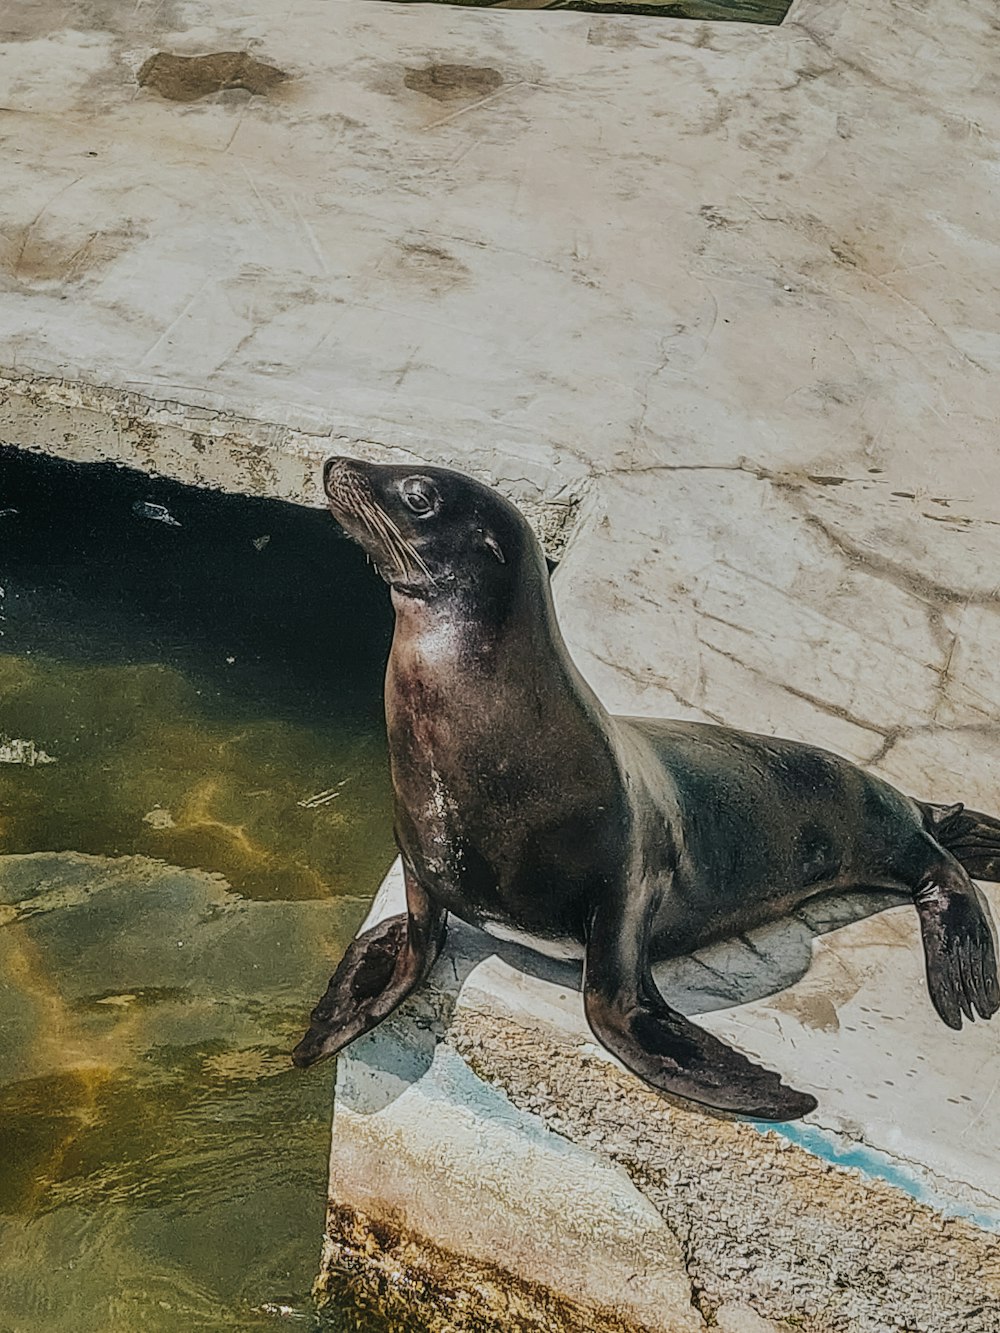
0;446;399;899
398;0;792;22
0;446;392;726
138;51;288;103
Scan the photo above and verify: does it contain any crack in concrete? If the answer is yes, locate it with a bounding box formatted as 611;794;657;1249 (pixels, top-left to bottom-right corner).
867;718;1000;772
588;648;728;725
602;459;764;478
792;504;999;610
631;336;676;454
930;618;962;725
865;726;905;769
702;637;891;739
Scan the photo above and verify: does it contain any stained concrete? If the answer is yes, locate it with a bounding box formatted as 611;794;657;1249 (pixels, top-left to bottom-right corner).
2;0;1000;1326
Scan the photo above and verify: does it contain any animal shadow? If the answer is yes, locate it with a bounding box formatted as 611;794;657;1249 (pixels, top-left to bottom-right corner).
341;886;909;1115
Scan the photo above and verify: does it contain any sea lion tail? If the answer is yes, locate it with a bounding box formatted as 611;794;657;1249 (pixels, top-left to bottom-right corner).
923;801;1000;882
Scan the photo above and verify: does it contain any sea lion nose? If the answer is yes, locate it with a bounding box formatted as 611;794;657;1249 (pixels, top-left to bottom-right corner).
324;455;372;502
323;456;350;497
324;457;375;513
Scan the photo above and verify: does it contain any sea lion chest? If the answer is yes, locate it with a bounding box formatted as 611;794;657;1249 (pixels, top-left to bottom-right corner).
385;635;625;942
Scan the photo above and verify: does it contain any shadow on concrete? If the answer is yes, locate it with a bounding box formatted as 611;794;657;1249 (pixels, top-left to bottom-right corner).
342;886;913;1115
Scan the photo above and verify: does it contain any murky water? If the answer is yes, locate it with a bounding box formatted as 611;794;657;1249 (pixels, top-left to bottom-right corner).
0;449;399;1330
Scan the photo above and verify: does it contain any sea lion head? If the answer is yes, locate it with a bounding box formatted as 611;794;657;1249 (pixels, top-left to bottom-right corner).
323;456;547;606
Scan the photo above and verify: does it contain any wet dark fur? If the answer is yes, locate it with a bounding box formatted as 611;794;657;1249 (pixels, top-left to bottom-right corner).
293;459;1000;1120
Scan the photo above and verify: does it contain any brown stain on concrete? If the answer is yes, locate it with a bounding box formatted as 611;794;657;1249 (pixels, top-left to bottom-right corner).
772;990;841;1032
137;51;287;103
319;1202;662;1333
0;224;139;288
403;64;503;103
393;241;470;295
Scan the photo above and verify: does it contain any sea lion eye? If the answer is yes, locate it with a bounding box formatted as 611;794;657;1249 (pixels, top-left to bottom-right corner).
400;478;437;516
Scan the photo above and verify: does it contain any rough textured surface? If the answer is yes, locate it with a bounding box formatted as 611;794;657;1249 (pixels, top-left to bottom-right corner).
3;0;1000;1324
449;1003;1000;1333
321;937;1000;1331
325;1021;702;1332
325;885;1000;1331
318;1203;692;1333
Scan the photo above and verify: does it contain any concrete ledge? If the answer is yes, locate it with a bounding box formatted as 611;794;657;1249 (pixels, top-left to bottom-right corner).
322;871;1000;1332
322;1029;700;1333
318;1201;693;1333
0;371;583;552
326;1007;1000;1332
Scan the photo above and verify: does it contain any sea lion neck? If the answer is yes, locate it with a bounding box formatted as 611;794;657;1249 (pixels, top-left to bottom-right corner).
388;562;565;677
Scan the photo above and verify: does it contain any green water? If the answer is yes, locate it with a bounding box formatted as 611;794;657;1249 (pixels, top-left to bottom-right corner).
0;449;399;1330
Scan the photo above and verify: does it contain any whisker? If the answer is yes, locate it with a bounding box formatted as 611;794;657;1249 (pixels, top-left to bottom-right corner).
356;499;412;577
367;507;417;581
337;484;435;585
371;501;434;581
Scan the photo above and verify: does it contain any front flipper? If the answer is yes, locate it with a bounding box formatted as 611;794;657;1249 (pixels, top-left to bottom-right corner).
292;870;445;1068
583;883;817;1122
916;867;1000;1030
584;978;817;1121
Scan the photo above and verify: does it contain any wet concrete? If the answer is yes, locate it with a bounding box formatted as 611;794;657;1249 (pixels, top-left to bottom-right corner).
138;52;287;103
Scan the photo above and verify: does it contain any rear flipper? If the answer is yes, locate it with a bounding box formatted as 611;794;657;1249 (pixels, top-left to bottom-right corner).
924;801;1000;882
915;870;1000;1030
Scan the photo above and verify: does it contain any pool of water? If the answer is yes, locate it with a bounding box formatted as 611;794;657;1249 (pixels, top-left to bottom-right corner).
0;448;400;1330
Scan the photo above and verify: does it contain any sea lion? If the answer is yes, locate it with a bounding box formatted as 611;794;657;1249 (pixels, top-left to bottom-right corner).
292;458;1000;1120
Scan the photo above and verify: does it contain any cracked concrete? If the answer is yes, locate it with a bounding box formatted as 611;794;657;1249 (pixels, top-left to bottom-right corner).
2;0;1000;1325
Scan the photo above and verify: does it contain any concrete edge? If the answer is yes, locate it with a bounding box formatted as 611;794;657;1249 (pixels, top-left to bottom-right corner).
0;369;585;554
322;967;1000;1330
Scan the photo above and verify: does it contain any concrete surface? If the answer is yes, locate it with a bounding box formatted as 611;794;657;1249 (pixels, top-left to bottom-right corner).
328;879;1000;1332
3;0;1000;1327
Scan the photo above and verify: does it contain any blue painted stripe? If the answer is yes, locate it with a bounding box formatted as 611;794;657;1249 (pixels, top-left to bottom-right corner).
749;1120;1000;1234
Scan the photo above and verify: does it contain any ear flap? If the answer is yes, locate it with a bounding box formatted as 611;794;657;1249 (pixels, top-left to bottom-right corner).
484;533;505;565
